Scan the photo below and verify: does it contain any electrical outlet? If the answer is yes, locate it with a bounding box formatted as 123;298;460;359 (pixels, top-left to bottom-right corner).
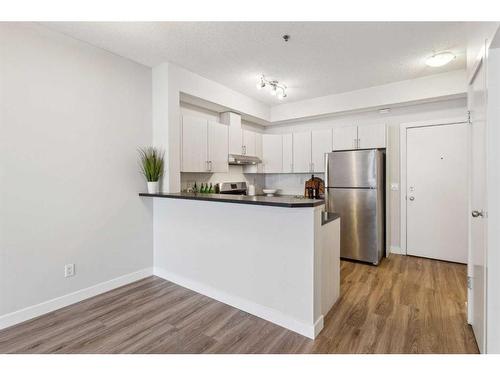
64;264;75;278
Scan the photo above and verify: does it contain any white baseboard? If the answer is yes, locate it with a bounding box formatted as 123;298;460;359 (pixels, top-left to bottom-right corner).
389;246;405;255
154;267;318;339
0;267;153;330
313;316;324;338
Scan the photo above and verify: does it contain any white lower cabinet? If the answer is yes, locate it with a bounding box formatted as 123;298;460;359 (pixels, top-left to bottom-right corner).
262;134;282;173
282;133;294;173
311;129;333;173
181;115;228;173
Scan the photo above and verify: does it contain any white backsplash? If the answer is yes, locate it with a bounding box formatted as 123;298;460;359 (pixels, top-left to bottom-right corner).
263;173;324;196
182;167;324;197
181;165;265;193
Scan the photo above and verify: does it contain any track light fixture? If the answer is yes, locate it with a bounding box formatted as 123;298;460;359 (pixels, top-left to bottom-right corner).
256;75;287;100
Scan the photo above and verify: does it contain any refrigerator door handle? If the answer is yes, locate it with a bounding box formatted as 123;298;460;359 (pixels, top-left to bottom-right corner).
324;153;330;188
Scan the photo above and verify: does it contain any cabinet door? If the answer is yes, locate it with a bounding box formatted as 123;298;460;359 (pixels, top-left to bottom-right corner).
293;131;312;173
311;129;333;173
333;126;358;150
282;133;293;173
181;116;208;172
255;133;264;173
262;134;282;173
208;121;229;173
242;133;263;173
228;122;243;155
242;129;256;156
357;123;386;149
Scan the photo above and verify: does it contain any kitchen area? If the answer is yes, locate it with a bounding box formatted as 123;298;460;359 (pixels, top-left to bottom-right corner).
141;100;387;338
1;20;488;357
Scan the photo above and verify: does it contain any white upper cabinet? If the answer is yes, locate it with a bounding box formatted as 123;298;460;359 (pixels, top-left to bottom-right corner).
262;134;283;173
181;116;228;173
255;132;264;173
208;121;229;173
357;123;386;149
181;116;209;172
221;112;243;155
229;125;243;155
333;124;386;150
242;129;256;156
242;132;264;173
282;133;294;173
333;126;358;151
311;129;333;173
293;131;312;173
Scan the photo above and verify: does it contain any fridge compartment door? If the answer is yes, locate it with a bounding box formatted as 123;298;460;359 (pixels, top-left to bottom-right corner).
327;187;384;264
327;149;379;188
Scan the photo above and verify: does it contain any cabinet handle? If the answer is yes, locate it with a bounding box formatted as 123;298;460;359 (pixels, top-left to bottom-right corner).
242;145;246;155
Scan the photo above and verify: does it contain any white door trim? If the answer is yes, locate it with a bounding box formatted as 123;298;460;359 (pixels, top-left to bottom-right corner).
399;116;468;255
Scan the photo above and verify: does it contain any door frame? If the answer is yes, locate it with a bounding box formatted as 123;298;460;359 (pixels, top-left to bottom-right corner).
399;117;468;255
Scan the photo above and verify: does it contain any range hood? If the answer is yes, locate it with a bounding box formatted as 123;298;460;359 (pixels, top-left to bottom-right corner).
228;154;262;165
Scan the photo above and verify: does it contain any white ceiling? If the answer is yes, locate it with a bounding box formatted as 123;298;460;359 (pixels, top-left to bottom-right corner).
42;22;468;105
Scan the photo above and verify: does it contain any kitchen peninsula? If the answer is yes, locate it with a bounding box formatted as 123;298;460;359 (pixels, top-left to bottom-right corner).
140;192;340;338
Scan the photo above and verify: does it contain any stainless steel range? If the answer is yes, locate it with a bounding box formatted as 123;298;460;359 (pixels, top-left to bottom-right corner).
218;182;247;195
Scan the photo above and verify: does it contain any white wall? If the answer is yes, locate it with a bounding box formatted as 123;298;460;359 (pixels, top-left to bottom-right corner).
0;23;153;318
264;98;467;251
271;70;467;123
466;22;500;78
153;63;270;193
486;45;500;353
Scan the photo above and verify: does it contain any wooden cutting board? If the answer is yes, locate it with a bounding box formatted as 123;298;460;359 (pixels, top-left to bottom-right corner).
304;176;325;198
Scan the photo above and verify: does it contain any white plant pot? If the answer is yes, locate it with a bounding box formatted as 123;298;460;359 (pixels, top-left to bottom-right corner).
147;181;159;194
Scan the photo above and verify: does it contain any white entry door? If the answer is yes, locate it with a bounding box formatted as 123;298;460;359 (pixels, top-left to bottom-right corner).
406;123;469;263
469;57;487;353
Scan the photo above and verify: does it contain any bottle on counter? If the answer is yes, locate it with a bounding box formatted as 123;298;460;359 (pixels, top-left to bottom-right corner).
208;183;214;193
193;182;198;193
201;183;206;193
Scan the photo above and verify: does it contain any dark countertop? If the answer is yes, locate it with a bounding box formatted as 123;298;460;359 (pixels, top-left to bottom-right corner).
139;192;325;208
321;211;340;226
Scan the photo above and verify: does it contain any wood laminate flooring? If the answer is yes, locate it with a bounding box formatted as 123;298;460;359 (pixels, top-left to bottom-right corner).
0;255;479;354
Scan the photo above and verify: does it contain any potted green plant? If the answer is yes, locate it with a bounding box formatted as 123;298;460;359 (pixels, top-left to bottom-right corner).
138;147;164;194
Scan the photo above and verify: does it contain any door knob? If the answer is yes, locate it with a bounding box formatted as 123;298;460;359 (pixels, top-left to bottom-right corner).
409;196;415;201
472;210;484;218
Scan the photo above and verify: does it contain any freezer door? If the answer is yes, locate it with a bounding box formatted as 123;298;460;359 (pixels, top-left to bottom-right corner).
326;187;384;264
326;149;378;188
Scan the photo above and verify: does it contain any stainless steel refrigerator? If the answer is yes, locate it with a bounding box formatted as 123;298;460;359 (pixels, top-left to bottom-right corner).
324;149;385;265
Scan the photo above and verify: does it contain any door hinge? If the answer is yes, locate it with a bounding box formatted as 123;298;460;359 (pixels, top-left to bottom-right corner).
467;276;472;290
467;110;472;124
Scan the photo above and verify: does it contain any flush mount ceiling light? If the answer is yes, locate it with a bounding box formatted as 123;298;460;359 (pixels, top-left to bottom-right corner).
425;51;456;67
256;75;287;100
